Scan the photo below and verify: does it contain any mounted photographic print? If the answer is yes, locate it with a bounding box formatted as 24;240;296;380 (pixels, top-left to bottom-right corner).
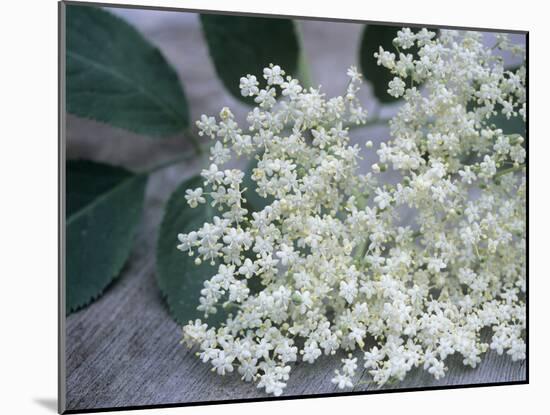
59;1;528;412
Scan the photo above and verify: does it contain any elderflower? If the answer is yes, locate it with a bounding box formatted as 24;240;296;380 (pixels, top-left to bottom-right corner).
388;77;406;98
178;29;526;396
184;188;205;208
239;74;260;97
331;370;353;389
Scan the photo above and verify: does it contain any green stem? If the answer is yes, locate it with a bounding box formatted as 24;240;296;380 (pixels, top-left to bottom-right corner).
493;163;526;180
297;52;313;89
139;128;206;176
141;145;209;176
295;22;314;89
344;117;391;130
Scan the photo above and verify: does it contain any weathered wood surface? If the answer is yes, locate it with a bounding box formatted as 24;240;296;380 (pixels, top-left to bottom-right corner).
64;10;526;412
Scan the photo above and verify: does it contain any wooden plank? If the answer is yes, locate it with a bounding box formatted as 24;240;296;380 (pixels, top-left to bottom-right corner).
65;166;526;412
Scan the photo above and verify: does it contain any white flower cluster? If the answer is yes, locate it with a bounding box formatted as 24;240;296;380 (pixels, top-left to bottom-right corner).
178;31;526;396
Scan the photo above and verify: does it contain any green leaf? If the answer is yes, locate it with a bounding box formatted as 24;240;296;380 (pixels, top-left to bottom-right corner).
66;160;147;313
489;113;526;137
200;14;300;103
359;25;403;103
156;176;225;325
66;4;189;137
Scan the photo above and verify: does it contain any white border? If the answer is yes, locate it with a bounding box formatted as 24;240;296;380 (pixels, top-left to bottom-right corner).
2;0;548;414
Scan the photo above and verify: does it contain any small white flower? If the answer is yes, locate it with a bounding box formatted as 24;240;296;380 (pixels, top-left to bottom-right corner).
459;166;476;184
254;88;277;108
263;64;285;85
342;356;358;376
281;77;302;98
479;155;497;178
276;244;297;266
395;28;416;49
210;141;231;165
184;188;206;208
374;46;396;69
201;164;224;185
238;258;258;279
238;359;258;381
339;279;358;304
415;28;436;46
302;341;322;364
346;66;362;82
211;351;235;375
331;370;353;389
240;74;259;97
196;114;218;137
374;188;392;209
388;77;406;98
